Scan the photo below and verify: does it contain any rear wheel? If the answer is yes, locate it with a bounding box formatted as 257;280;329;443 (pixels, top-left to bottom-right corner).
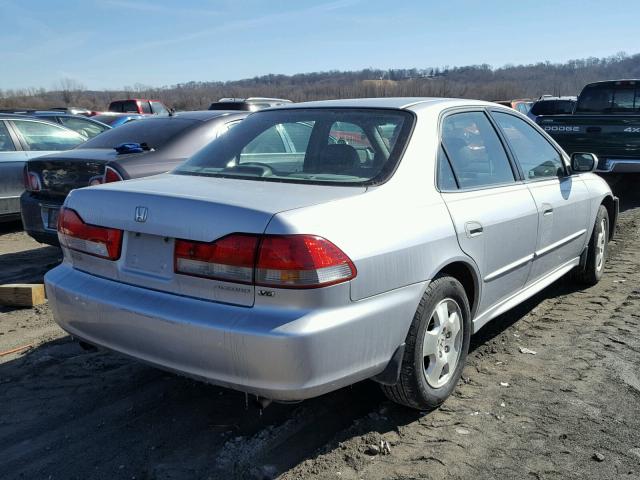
575;205;609;286
381;275;471;410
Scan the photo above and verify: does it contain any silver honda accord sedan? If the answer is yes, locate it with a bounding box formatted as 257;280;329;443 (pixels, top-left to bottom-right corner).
45;98;618;410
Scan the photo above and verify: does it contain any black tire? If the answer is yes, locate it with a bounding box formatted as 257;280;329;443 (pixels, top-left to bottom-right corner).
381;275;471;410
575;205;609;286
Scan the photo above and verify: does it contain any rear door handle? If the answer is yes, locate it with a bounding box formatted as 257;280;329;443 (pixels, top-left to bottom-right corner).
464;221;484;238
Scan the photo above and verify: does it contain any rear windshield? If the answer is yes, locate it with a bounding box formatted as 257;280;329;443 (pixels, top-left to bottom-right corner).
209;102;251;111
576;84;640;113
109;100;139;113
531;100;576;116
174;108;414;186
78;117;196;150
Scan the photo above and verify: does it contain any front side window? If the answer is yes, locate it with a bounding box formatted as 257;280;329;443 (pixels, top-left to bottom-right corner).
441;111;515;189
174;108;413;185
0;122;16;151
11;120;85;151
492;112;565;180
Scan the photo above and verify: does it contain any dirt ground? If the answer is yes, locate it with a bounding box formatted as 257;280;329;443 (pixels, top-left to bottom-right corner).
1;180;639;480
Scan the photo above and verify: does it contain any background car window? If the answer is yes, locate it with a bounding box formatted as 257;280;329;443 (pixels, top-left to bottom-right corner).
441;111;515;189
282;122;313;152
493;112;565;180
437;145;458;190
58;117;108;139
140;102;152;114
0;122;16;151
242;126;286;154
150;101;168;115
12;120;84;151
329;122;371;148
110;100;139;113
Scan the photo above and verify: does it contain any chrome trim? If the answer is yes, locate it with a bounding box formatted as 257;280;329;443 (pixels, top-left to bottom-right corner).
535;229;586;258
484;253;534;282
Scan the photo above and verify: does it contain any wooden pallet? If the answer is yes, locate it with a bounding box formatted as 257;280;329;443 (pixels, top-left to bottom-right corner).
0;284;46;307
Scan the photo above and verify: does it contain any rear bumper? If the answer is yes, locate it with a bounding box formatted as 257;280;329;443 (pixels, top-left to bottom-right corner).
20;192;61;246
596;158;640;173
45;264;423;400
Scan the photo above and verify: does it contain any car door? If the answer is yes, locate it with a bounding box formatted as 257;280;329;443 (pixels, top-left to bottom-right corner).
490;110;590;284
9;119;86;159
438;110;539;314
0;120;27;217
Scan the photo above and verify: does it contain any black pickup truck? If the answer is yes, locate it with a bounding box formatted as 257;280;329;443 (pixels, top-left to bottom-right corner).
536;80;640;175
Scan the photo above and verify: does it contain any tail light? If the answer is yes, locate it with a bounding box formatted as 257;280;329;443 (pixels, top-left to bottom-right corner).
23;167;42;192
175;234;259;284
174;234;356;288
256;235;356;287
104;166;123;183
58;207;122;260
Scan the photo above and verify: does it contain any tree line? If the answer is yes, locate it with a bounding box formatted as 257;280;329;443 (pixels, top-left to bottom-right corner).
1;52;638;111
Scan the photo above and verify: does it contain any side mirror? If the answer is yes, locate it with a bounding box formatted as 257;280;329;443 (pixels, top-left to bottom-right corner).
571;152;598;173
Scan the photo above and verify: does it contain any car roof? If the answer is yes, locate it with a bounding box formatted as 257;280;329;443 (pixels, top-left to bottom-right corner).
267;97;497;111
0;113;62;122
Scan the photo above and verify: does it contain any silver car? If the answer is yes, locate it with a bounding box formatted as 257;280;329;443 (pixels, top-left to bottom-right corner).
0;115;86;221
45;98;618;410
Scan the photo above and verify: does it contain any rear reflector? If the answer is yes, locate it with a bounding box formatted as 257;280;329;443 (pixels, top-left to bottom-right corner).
175;234;259;284
174;233;356;288
104;166;123;183
256;235;356;288
58;207;123;260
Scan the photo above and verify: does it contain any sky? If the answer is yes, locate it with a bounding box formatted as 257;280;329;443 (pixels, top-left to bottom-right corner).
0;0;637;91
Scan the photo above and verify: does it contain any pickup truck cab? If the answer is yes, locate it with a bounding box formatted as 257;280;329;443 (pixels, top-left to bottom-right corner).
536;80;640;174
107;99;170;116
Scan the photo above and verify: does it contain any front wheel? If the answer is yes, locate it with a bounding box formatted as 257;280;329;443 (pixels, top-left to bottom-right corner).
381;275;471;410
575;205;609;286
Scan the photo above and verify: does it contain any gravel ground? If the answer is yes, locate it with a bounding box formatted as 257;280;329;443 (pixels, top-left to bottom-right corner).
0;180;638;480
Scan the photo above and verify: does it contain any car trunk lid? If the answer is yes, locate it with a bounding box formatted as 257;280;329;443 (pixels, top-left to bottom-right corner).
27;148;143;198
62;173;366;306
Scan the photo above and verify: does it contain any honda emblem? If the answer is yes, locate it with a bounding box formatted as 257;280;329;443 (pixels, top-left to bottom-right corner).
134;206;148;223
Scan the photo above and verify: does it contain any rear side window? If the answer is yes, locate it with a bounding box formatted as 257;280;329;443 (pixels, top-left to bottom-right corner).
441;111;515;189
492;112;565;180
437;146;458;190
0;122;16;151
11;120;84;151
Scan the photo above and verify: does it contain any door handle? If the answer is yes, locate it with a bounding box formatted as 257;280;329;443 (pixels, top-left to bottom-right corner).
542;203;554;216
464;221;484;238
